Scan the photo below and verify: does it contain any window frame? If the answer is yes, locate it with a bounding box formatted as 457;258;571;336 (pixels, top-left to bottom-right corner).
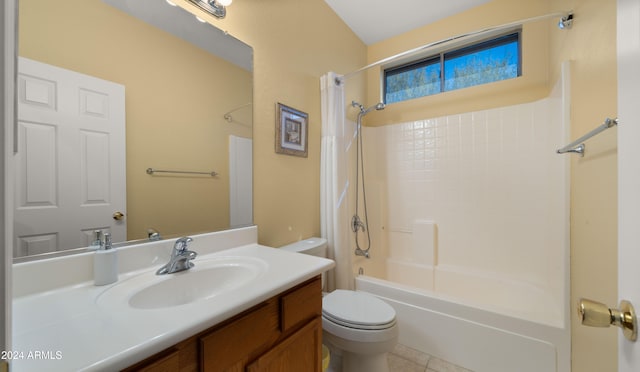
383;29;522;104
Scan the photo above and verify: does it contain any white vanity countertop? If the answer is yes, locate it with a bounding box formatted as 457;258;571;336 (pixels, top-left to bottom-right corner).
12;243;334;372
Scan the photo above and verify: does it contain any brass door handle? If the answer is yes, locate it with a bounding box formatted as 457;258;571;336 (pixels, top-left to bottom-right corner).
578;298;637;341
113;211;125;221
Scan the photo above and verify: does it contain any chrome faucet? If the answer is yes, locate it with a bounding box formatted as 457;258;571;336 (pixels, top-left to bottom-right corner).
156;237;197;275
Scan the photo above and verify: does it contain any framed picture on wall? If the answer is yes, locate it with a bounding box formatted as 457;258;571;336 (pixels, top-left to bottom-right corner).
275;102;308;157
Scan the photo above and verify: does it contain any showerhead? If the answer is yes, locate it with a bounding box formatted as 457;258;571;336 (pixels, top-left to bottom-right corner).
362;102;385;115
352;101;386;116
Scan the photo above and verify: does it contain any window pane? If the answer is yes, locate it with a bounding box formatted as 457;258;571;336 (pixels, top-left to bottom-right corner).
444;37;519;92
385;61;440;104
382;31;521;104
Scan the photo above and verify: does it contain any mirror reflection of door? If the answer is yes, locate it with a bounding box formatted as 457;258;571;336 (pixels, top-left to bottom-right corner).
14;57;126;257
229;135;252;228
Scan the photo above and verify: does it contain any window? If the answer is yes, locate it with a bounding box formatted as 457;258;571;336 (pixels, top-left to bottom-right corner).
385;57;441;105
384;32;521;104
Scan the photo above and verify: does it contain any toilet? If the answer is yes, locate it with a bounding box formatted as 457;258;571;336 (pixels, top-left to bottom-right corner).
280;238;398;372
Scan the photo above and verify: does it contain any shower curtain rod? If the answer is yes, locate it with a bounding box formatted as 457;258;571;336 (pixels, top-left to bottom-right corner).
336;11;572;85
223;102;252;122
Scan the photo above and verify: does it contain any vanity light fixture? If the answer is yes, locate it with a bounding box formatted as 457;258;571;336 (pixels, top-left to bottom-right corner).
188;0;232;19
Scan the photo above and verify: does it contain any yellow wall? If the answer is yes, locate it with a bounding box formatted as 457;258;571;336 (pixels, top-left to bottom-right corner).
364;0;619;370
19;0;253;241
173;0;367;247
550;0;618;370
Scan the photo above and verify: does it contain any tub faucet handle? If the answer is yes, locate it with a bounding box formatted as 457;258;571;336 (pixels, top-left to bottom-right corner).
351;215;365;232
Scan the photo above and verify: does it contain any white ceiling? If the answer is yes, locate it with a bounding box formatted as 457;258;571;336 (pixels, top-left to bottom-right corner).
323;0;492;45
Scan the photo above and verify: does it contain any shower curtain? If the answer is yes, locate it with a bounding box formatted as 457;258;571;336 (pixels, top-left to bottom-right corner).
320;72;353;291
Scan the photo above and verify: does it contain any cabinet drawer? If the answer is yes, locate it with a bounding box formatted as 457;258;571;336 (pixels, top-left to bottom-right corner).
280;277;321;333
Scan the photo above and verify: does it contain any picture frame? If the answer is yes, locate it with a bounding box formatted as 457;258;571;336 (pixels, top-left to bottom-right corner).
275;102;308;158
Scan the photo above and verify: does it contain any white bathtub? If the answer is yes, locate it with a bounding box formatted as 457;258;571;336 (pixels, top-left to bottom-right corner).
355;267;570;372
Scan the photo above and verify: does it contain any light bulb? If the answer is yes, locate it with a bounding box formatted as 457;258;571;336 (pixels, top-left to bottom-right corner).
217;0;232;6
165;0;177;6
195;15;207;23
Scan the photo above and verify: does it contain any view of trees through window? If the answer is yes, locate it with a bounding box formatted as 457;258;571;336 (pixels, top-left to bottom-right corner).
384;32;520;104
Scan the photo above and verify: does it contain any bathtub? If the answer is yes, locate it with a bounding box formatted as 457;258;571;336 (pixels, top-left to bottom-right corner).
355;266;570;372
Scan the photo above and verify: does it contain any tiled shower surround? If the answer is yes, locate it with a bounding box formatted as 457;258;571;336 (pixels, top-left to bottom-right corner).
362;90;567;313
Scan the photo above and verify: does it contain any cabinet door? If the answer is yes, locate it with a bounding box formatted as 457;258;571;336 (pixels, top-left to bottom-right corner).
246;317;322;372
201;300;280;371
122;349;180;372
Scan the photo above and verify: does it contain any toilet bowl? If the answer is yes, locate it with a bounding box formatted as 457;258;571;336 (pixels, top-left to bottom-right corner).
280;238;399;372
322;289;398;372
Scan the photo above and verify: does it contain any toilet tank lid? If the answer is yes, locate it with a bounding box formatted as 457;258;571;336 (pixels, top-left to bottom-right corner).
279;237;327;253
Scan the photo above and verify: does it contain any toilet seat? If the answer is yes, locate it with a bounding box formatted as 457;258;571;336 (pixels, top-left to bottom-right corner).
322;290;396;330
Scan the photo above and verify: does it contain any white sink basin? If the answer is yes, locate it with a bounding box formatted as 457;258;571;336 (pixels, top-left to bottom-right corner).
97;256;268;310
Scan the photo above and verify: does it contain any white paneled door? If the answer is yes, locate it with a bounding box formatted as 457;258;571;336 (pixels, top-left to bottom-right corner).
618;0;640;370
14;58;126;257
229;135;253;228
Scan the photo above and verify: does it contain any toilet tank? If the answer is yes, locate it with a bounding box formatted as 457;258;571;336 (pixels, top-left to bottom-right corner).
279;237;328;258
280;237;328;290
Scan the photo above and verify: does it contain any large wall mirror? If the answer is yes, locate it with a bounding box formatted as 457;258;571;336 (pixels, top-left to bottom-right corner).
15;0;253;261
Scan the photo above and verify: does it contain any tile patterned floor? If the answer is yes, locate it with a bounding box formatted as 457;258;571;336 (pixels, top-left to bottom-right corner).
326;343;473;372
389;344;474;372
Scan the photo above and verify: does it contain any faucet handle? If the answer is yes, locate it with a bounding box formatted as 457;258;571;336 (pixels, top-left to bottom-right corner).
173;237;193;253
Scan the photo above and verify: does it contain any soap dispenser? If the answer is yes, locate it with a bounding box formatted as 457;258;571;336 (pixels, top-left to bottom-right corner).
94;232;118;286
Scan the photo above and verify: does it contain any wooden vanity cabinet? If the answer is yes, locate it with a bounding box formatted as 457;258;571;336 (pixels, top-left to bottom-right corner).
122;276;322;372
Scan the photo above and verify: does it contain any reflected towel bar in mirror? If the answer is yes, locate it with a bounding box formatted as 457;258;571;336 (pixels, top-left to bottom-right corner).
146;168;219;177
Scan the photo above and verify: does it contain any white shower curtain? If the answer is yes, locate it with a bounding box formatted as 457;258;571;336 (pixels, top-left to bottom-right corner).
320;72;353;291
